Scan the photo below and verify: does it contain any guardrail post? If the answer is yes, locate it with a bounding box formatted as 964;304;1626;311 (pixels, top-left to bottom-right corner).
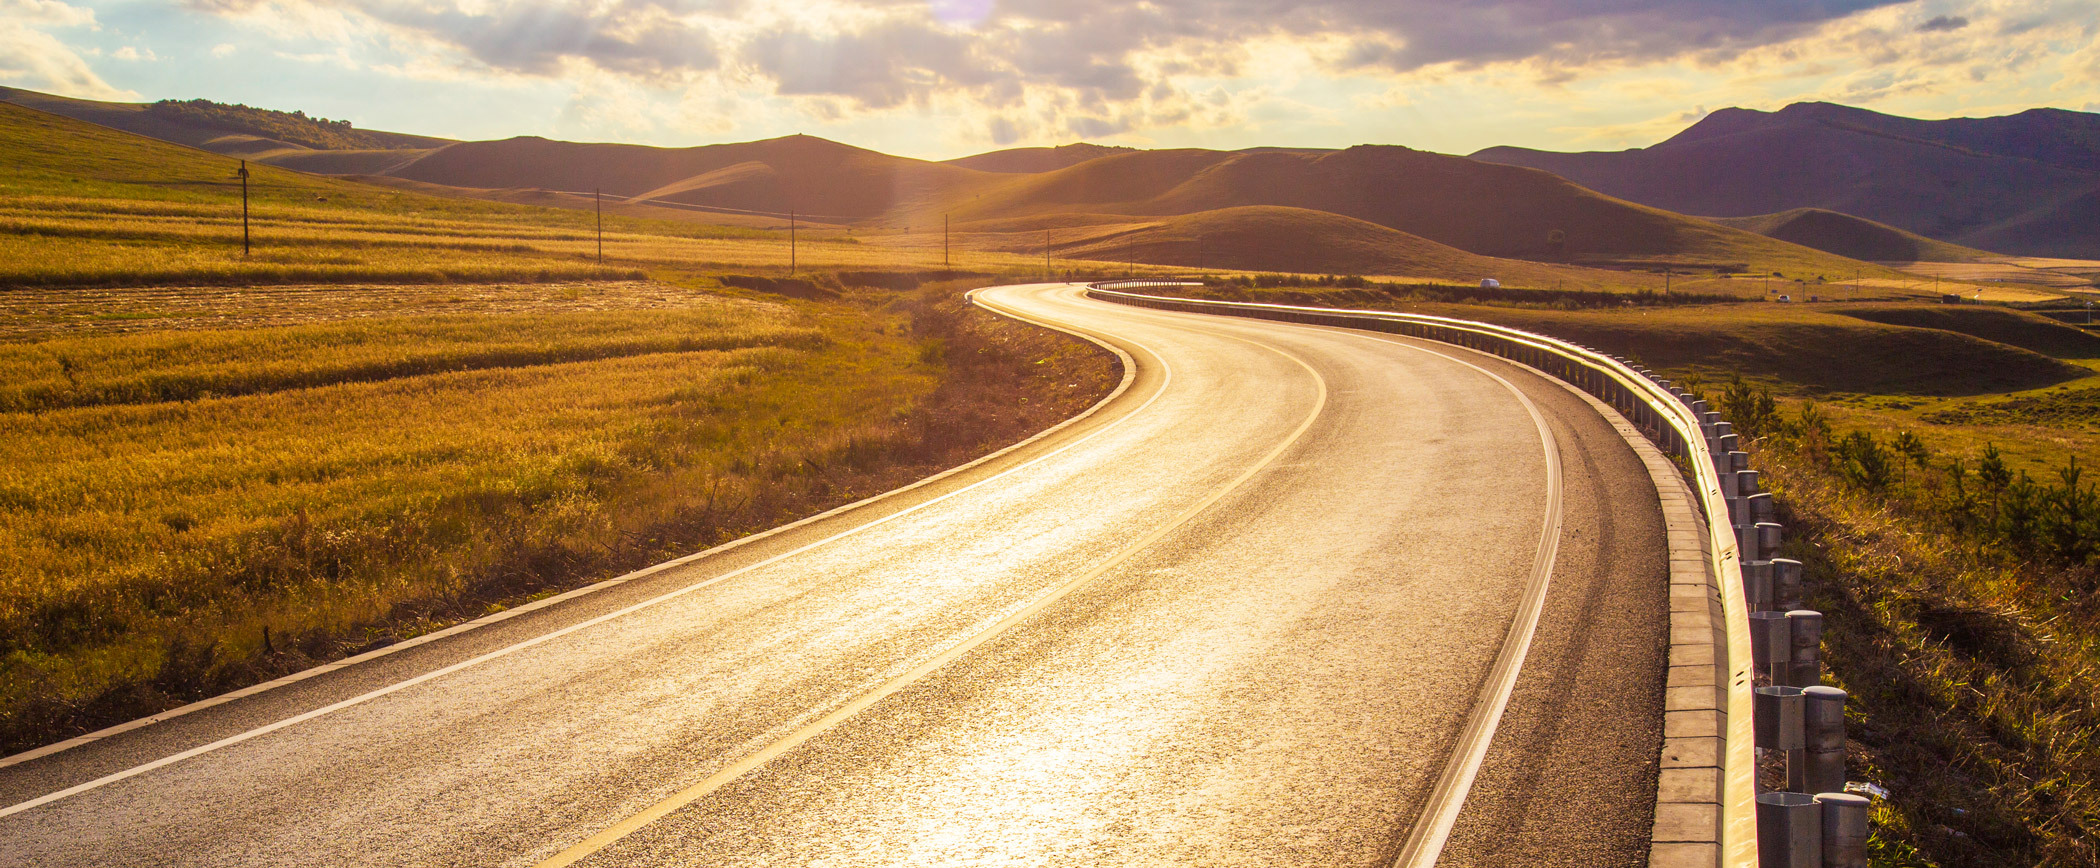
1815;793;1869;868
1800;686;1847;795
1757;792;1821;868
1772;557;1805;614
1755;522;1783;562
1743;560;1774;612
1750;612;1791;681
1786;610;1823;688
1748;492;1776;526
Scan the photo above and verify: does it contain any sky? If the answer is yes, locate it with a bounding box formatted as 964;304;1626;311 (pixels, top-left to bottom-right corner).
3;0;2098;160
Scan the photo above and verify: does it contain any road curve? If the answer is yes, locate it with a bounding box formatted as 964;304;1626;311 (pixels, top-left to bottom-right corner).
0;283;1667;867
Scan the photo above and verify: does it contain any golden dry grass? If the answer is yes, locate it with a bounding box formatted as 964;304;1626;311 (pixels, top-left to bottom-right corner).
0;279;1120;753
0;103;1126;753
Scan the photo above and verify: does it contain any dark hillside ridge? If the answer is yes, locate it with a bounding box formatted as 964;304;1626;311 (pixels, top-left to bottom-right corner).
931;144;1860;267
1836;304;2100;360
385;134;982;221
945;142;1137;173
0;87;449;157
1710;208;1994;262
1472;102;2100;258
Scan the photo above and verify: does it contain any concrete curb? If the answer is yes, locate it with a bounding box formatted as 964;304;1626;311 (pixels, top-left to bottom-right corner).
1587;395;1730;868
1511;362;1730;867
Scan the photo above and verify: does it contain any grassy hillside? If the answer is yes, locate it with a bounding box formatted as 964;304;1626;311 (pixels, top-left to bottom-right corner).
1713;208;1996;263
0;86;446;156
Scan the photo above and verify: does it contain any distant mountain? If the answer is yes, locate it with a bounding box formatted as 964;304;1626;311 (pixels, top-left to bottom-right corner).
1471;102;2100;258
945;143;1137;173
1709;208;1994;262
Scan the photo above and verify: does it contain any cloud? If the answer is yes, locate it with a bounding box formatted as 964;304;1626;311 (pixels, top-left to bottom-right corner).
743;20;981;109
112;45;155;61
170;0;2100;150
189;0;723;81
0;0;132;99
185;0;1915;100
1302;0;1908;73
211;42;237;57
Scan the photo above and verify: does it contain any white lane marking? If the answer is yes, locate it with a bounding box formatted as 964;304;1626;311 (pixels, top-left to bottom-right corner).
531;313;1333;868
1125;303;1570;868
0;284;1169;820
1376;337;1564;868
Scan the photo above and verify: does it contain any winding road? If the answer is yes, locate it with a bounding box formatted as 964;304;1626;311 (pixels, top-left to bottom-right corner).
0;283;1669;867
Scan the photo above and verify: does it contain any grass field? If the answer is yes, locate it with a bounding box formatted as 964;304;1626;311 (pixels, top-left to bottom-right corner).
0;101;1059;289
0;101;1134;753
0;278;1119;753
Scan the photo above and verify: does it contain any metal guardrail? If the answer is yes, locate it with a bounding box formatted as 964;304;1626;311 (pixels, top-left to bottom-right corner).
1084;284;1766;867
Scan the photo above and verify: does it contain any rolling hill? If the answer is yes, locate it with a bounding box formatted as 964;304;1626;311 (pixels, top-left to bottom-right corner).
925;145;1890;276
1020;206;1648;288
0;87;447;166
383;134;978;222
945;143;1137;173
1471;102;2100;258
1710;208;1995;263
0;84;1907;282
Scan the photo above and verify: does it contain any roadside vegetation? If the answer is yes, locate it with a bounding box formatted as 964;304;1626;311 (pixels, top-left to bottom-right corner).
1710;383;2098;868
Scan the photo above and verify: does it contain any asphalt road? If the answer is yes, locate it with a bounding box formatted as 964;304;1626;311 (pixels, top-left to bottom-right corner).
0;283;1666;867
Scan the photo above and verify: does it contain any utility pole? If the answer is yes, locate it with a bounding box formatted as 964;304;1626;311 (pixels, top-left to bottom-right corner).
1044;229;1051;281
1664;267;1671;295
236;160;250;256
789;208;797;275
595;188;603;263
944;213;950;270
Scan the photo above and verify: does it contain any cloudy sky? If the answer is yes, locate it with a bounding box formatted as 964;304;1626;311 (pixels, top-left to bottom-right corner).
5;0;2098;158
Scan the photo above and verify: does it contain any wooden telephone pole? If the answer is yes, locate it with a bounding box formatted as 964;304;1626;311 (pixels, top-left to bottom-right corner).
789;209;797;275
595;188;603;263
236;160;250;256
